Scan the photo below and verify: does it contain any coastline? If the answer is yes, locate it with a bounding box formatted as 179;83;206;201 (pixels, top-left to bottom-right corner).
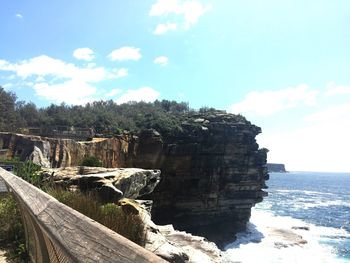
223;171;350;263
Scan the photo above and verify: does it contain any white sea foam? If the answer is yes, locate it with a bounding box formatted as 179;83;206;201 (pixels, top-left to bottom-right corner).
302;200;350;209
270;190;350;210
222;209;349;263
275;189;334;196
282;197;350;210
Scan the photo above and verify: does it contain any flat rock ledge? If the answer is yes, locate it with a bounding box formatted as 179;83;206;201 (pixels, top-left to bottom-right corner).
41;166;161;202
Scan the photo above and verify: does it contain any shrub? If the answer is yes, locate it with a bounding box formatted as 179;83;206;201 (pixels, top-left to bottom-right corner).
0;194;28;261
47;188;146;246
14;161;42;187
81;156;103;167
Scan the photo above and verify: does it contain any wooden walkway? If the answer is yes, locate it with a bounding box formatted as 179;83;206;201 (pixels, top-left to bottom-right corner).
0;168;166;263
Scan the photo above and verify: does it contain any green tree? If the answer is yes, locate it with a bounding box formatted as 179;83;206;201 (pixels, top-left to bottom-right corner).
0;87;24;132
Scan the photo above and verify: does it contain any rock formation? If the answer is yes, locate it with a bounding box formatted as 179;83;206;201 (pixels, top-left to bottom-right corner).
136;113;269;247
39;167;224;263
41;167;161;202
0;132;134;168
0;112;268;247
267;163;287;173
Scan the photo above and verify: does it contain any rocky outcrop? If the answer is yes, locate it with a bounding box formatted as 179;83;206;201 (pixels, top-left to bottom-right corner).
41;167;161;202
137;113;269;247
267;163;287;173
0;132;134;168
135;199;224;263
0;112;268;247
41;167;224;263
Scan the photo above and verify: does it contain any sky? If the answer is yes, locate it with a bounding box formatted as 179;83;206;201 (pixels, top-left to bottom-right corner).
1;0;350;172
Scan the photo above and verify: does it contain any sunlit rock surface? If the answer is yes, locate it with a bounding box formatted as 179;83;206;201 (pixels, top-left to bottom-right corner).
41;166;161;202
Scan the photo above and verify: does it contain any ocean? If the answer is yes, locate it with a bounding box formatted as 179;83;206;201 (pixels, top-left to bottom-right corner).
223;171;350;263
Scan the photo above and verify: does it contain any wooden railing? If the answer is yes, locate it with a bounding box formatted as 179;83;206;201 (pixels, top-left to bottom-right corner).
0;168;166;263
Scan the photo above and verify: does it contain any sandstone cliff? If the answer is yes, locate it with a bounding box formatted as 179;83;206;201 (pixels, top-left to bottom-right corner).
0;132;134;168
135;113;269;247
0;112;268;247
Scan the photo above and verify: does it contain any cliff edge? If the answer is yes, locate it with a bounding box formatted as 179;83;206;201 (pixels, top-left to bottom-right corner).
0;111;268;247
135;112;269;247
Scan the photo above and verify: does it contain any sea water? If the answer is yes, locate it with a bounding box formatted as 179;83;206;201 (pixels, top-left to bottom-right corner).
223;172;350;263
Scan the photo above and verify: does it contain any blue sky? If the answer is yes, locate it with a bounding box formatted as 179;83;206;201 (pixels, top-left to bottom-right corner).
1;0;350;172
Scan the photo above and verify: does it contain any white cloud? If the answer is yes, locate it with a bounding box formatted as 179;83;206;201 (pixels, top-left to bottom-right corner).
25;82;34;87
181;0;211;29
34;80;96;105
0;59;15;71
73;48;95;61
106;88;122;97
112;68;128;78
87;62;96;68
234;82;350;172
149;0;180;16
0;55;108;83
304;103;350;123
108;47;142;61
3;83;13;89
149;0;211;33
35;76;45;82
154;56;169;66
153;23;177;34
115;87;160;104
325;82;350;96
15;14;23;19
258;107;350;172
229;84;318;116
0;55;128;104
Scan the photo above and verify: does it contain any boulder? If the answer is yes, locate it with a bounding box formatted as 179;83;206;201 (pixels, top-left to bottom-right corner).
28;146;51;168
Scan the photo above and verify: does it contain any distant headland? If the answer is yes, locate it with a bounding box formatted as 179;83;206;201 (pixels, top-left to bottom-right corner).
267;163;287;173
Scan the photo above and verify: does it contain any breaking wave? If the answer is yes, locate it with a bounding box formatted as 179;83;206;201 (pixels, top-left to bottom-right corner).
223;209;350;263
222;171;350;263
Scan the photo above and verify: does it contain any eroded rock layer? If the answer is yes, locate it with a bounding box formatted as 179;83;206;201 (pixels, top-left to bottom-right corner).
136;113;269;247
0;132;134;168
0;112;268;247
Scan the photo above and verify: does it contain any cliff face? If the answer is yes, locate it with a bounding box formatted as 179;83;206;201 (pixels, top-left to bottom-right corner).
0;112;268;247
134;113;269;246
0;132;134;168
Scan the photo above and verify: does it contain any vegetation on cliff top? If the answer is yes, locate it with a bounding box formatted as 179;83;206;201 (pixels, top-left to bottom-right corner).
0;87;248;137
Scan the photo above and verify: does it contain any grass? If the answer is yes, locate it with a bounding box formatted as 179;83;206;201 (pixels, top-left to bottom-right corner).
46;188;147;246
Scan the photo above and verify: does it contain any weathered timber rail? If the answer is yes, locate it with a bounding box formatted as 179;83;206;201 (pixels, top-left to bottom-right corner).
0;167;166;263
